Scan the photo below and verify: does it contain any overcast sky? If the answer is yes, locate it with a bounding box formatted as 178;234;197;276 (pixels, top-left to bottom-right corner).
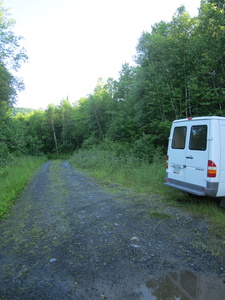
4;0;200;109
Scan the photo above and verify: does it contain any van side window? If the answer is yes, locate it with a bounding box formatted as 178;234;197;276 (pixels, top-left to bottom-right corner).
172;126;187;149
189;125;207;151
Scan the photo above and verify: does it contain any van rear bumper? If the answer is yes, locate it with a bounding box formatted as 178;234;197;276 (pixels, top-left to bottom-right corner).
164;177;218;197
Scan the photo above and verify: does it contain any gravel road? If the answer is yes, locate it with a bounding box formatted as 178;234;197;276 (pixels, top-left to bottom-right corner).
0;161;225;299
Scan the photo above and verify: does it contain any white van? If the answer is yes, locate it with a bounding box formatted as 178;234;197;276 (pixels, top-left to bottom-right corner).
165;116;225;201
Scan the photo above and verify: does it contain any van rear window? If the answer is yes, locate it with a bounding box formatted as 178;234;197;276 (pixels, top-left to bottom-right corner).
172;126;187;149
189;125;207;151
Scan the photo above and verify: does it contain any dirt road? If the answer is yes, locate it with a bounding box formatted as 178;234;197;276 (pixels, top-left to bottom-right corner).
0;161;225;299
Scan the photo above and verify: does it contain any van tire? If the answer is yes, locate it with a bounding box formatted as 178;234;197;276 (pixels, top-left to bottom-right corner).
219;198;225;208
187;193;221;205
187;193;202;200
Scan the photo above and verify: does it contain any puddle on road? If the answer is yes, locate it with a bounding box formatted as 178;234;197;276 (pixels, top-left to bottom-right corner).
137;270;225;300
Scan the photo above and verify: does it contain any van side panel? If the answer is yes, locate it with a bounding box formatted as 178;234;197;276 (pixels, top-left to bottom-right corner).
204;119;220;197
217;121;225;196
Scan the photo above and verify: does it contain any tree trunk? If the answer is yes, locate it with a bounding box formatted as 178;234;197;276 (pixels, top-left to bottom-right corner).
93;104;104;139
51;118;59;154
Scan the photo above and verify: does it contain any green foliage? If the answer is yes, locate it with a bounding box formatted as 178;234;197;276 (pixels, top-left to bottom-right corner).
0;156;46;219
1;1;225;168
0;1;27;71
0;2;29;164
0;63;16;108
12;107;36;116
132;134;156;162
0;2;27;109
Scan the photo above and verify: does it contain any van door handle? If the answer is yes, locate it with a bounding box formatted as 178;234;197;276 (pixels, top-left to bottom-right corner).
186;156;193;159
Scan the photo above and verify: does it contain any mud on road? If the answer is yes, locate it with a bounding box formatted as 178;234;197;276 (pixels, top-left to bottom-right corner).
0;161;225;299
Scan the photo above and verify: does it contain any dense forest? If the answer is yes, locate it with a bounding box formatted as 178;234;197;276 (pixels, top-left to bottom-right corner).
1;0;225;165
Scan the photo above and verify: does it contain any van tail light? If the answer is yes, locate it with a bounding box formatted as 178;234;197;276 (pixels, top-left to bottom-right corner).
207;160;217;177
166;155;169;169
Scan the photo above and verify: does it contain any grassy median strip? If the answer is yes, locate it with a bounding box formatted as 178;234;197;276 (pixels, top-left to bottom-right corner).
69;147;177;199
69;147;225;236
0;156;46;220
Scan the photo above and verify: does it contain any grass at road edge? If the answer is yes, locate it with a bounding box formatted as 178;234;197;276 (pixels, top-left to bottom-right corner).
0;156;47;220
69;148;225;237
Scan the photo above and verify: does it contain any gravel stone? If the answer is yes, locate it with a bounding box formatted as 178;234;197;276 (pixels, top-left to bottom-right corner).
0;160;224;299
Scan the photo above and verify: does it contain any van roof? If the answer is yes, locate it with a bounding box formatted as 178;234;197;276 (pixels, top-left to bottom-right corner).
173;116;225;123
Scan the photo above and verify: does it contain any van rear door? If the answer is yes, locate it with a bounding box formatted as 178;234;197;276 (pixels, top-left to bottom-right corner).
167;120;209;194
168;124;187;183
184;121;209;189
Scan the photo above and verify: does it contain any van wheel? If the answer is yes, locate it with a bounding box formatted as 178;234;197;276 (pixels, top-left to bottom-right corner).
186;193;209;202
186;193;204;203
187;192;196;198
219;197;225;208
188;194;222;206
187;193;202;200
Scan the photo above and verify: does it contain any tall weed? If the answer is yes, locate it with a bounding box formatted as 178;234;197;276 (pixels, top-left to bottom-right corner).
69;145;170;195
